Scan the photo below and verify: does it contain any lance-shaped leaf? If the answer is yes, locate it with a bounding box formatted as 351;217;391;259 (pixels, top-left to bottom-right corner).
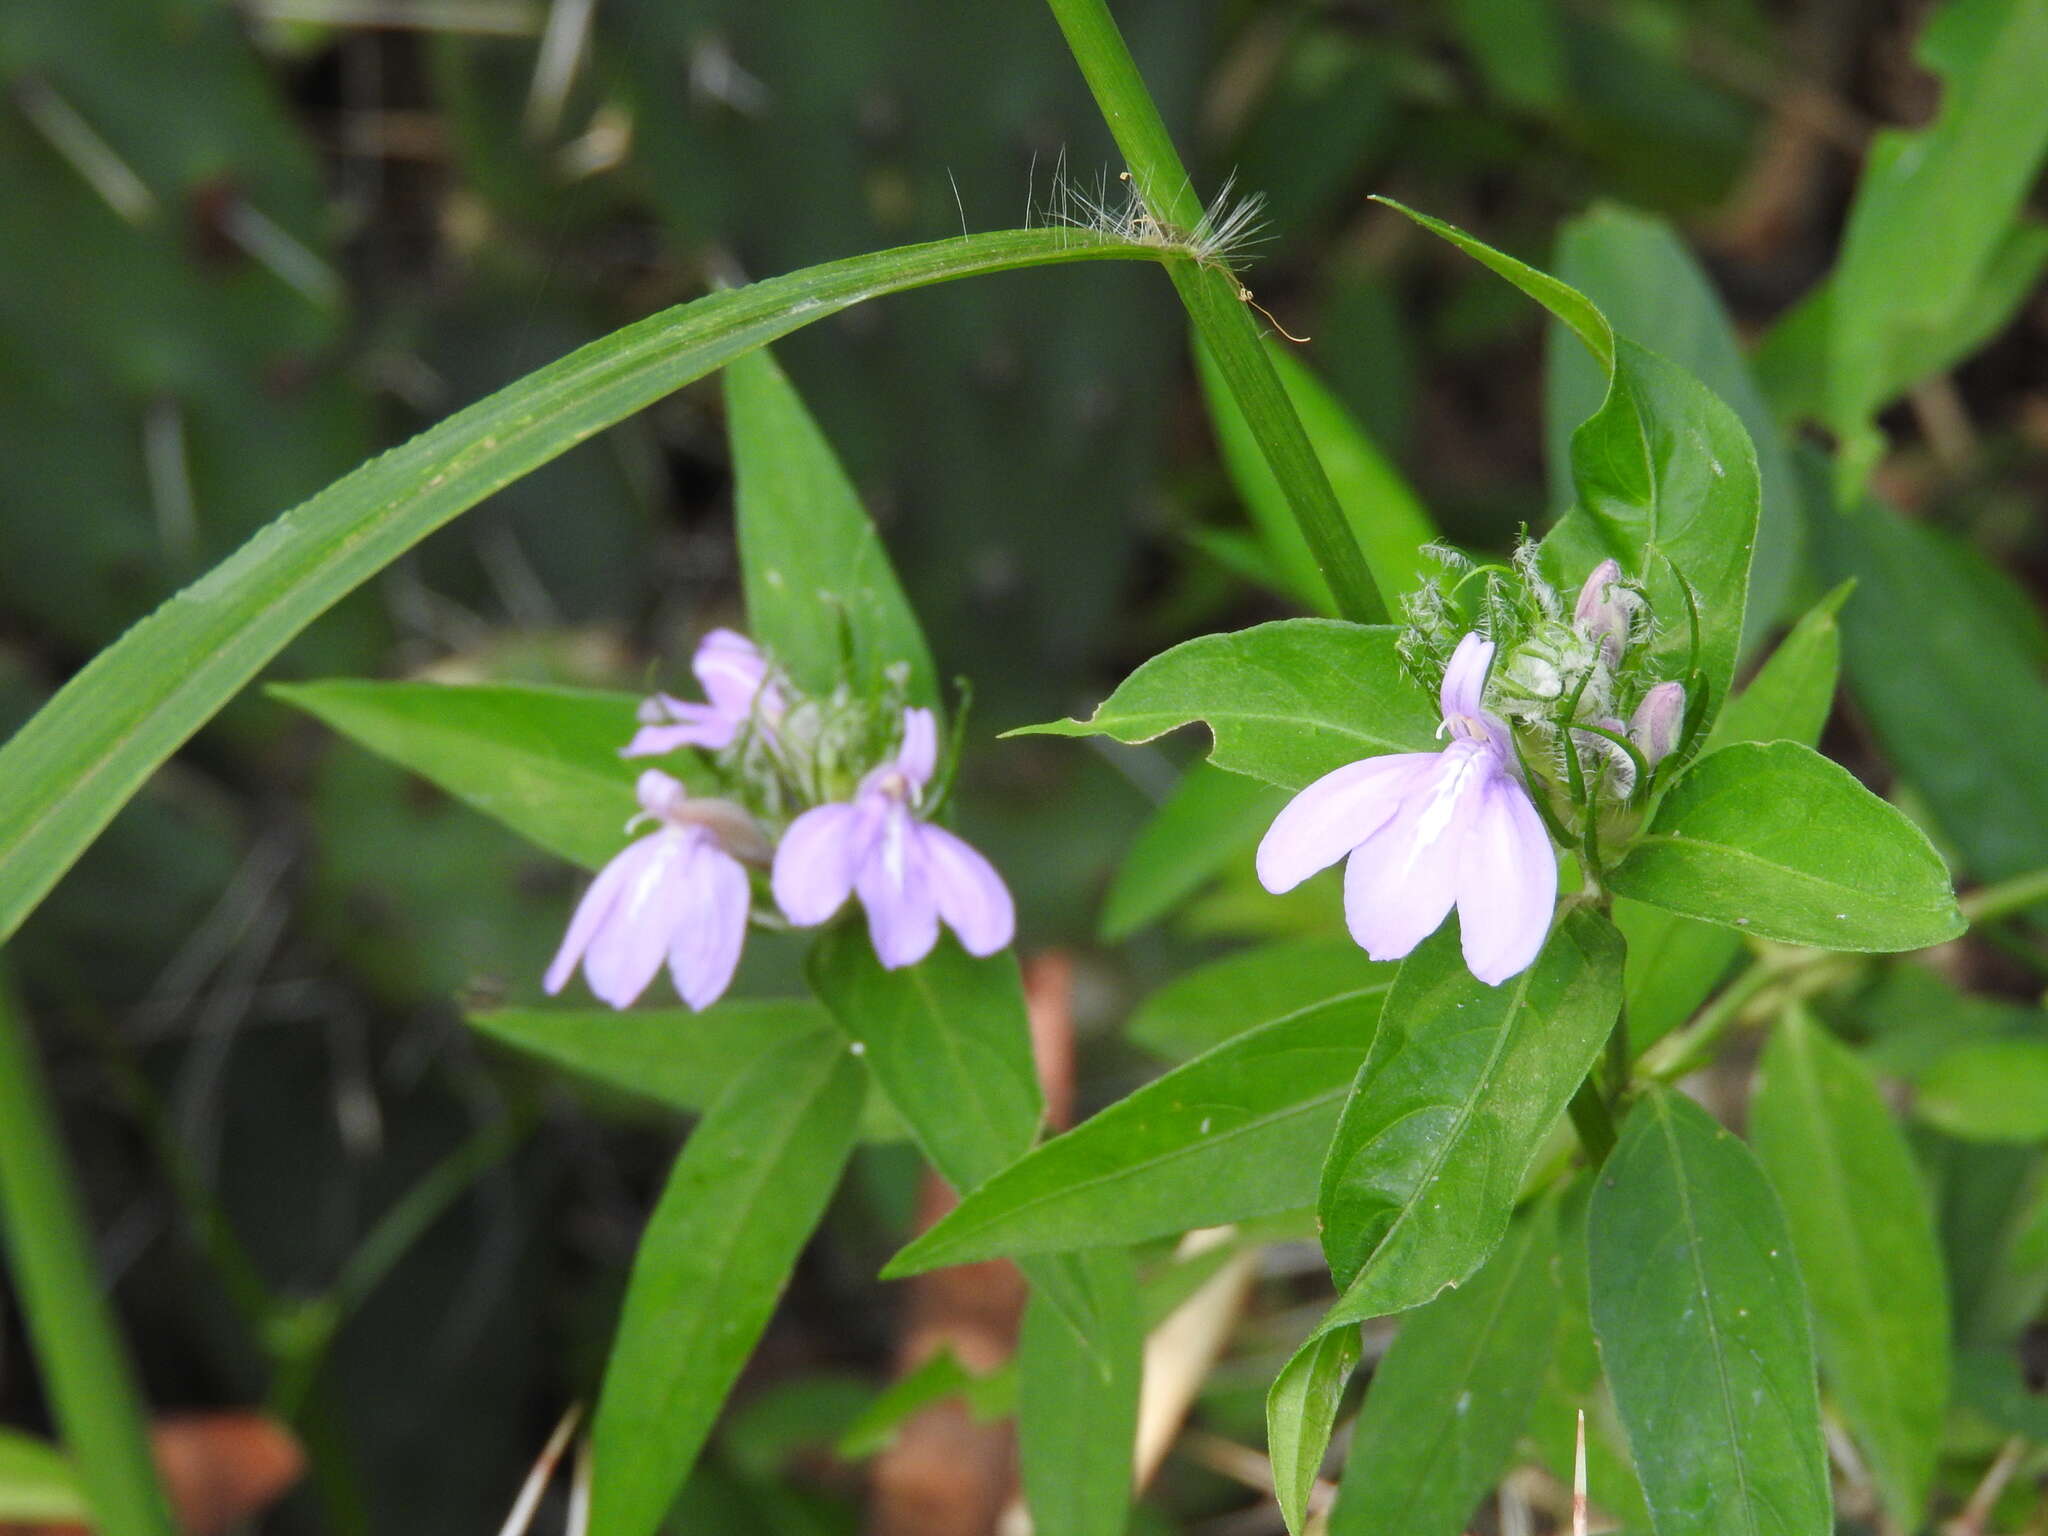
1589;1087;1831;1536
467;1001;905;1140
271;680;643;871
1826;0;2048;494
589;1030;864;1536
1616;586;1845;1050
1330;1200;1560;1536
1751;1009;1949;1527
1100;761;1285;942
1317;907;1622;1306
1813;484;2048;882
1012;620;1437;791
0;225;1170;950
1267;1326;1360;1536
885;977;1386;1272
1606;740;1964;951
725;348;937;706
1377;197;1758;718
805;930;1108;1349
1017;1249;1141;1536
1129;938;1394;1061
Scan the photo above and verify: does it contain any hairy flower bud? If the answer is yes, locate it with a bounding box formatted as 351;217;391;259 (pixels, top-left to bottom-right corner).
1630;681;1686;768
1573;559;1631;668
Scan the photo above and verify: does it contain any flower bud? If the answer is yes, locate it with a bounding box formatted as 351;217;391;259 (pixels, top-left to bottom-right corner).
1573;559;1630;668
1629;681;1686;768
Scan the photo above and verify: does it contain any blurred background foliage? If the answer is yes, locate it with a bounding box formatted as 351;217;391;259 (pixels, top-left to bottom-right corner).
0;0;2043;1530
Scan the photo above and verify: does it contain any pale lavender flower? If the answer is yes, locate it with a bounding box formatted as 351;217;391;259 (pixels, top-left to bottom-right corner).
1256;632;1556;986
623;628;783;757
545;769;767;1011
772;707;1015;970
1629;680;1686;767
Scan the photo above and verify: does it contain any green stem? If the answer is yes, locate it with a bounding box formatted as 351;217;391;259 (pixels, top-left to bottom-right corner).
1567;1073;1617;1165
272;1102;536;1420
0;976;177;1536
1041;0;1391;626
1962;866;2048;926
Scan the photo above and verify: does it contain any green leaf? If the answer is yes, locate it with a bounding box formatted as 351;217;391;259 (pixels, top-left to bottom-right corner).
884;978;1386;1272
807;930;1041;1194
725;348;936;706
804;929;1105;1347
271;680;642;870
1589;1087;1831;1536
1317;908;1622;1308
1329;1199;1560;1536
1017;1249;1141;1536
1916;1039;2048;1143
467;1001;904;1141
1547;202;1801;650
1378;198;1759;715
1128;937;1394;1061
1812;486;2048;881
0;225;1170;949
835;1347;1008;1460
1617;587;1846;1050
1827;0;2048;491
0;1429;86;1523
1266;1326;1361;1536
1011;620;1437;791
1100;762;1285;942
590;1029;865;1536
1195;337;1436;615
1607;741;1964;951
1750;1009;1949;1527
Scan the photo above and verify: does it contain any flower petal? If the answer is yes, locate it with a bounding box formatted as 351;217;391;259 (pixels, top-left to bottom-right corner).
666;842;753;1011
896;707;939;790
857;807;940;969
1340;744;1490;962
1439;631;1496;721
920;824;1015;957
544;839;644;996
581;831;694;1008
1454;775;1557;986
621;706;734;757
692;628;771;719
772;802;867;926
1256;753;1437;894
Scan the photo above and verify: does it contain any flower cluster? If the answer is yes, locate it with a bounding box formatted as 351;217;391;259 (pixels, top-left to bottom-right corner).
1261;551;1692;986
546;630;1014;1012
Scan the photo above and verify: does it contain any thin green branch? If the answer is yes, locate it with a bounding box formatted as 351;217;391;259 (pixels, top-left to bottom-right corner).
1041;0;1391;626
0;975;177;1536
1961;866;2048;926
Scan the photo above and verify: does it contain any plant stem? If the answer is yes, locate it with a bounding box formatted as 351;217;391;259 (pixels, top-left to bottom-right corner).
1041;0;1391;626
1962;866;2048;926
1566;1074;1617;1165
0;976;177;1536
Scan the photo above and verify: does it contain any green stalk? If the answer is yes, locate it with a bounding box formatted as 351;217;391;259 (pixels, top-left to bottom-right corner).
0;976;176;1536
1041;0;1391;626
1961;866;2048;925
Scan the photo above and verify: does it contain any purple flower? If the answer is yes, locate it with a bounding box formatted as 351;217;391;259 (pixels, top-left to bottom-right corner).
545;770;767;1011
1573;558;1631;668
623;628;783;757
1256;632;1556;986
771;707;1015;970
